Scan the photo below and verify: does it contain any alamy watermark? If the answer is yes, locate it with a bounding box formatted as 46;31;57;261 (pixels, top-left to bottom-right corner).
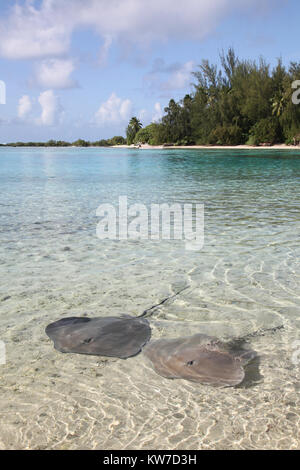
292;80;300;105
0;80;6;104
96;196;204;251
0;341;6;365
291;340;300;365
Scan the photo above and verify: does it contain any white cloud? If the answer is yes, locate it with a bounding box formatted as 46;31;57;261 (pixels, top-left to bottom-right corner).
99;36;113;65
145;59;195;93
150;58;184;75
138;109;147;123
36;90;63;126
152;102;163;123
18;95;32;119
0;2;71;59
161;61;195;91
0;1;274;60
34;59;77;89
94;93;132;126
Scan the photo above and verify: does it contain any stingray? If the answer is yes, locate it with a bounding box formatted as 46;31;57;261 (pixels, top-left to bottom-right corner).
143;334;257;387
45;315;151;359
45;286;189;359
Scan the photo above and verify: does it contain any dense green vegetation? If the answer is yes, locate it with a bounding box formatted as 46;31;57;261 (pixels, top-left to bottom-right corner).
126;117;142;144
4;50;300;148
3;136;126;147
131;49;300;146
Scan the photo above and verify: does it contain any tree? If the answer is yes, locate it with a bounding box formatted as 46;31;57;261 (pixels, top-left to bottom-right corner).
134;123;166;145
73;139;90;147
7;49;300;148
249;117;281;144
161;98;193;144
126;117;142;144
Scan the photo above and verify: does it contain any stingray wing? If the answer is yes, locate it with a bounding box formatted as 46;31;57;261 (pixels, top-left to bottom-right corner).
144;335;246;386
46;316;151;358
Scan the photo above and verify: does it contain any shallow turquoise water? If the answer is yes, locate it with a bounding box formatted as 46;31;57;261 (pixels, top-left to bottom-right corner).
0;147;300;449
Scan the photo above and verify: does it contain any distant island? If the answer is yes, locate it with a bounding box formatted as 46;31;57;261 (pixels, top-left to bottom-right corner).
1;136;126;148
3;49;300;148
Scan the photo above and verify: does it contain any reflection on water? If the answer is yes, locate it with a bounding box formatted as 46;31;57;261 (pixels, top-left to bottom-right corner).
0;147;300;449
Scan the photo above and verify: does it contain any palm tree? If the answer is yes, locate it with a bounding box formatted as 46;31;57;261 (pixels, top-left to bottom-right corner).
129;117;142;133
126;117;142;144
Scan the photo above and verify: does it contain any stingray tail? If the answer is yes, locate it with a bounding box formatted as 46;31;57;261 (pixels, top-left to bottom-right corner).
237;324;284;342
139;285;190;318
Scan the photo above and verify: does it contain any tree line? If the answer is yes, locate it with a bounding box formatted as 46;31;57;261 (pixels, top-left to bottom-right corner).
127;49;300;146
2;136;126;147
4;49;300;148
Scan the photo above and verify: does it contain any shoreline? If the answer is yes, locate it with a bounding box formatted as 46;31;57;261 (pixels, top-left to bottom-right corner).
113;143;300;150
2;144;300;150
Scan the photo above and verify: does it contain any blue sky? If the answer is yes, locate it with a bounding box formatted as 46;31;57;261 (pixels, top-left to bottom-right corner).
0;0;299;142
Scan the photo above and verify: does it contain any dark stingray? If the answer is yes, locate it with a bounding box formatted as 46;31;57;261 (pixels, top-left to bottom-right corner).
45;315;151;359
143;334;257;387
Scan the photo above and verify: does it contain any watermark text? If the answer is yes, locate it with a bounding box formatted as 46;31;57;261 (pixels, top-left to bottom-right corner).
292;80;300;105
0;341;6;365
96;196;204;251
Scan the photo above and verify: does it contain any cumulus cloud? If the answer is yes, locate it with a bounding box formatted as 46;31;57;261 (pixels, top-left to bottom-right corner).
150;58;184;75
161;61;195;91
36;90;63;126
94;93;132;126
0;1;71;59
99;36;113;65
145;59;195;93
18;95;32;119
138;109;148;123
152;103;163;123
34;59;77;89
0;0;274;60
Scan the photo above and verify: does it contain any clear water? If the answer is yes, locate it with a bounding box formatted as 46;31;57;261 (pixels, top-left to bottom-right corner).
0;147;300;449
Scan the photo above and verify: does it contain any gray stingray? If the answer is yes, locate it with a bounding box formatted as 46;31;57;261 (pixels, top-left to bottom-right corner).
143;334;257;387
45;315;151;359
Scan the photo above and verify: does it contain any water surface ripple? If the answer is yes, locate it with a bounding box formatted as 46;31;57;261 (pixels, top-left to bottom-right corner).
0;147;300;449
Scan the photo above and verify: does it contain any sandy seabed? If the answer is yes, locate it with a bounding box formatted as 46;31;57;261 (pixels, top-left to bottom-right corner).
1;235;300;450
0;147;300;450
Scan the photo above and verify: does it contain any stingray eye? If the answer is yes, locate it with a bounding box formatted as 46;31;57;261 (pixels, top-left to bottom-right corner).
83;338;93;344
187;360;194;366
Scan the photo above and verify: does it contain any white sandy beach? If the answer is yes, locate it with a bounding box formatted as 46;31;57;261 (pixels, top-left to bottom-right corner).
113;144;300;150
